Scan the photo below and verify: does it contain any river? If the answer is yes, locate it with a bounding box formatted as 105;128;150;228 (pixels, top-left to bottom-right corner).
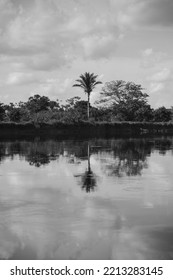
0;137;173;259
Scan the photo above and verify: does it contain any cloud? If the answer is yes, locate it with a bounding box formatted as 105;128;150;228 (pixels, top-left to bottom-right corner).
117;0;173;29
0;0;123;74
147;68;172;95
149;68;171;82
0;0;16;27
150;82;165;94
140;49;167;68
6;72;40;85
34;77;73;99
2;0;172;79
0;1;68;75
81;34;118;59
0;1;72;68
142;48;153;56
0;0;173;71
0;0;173;105
147;67;173;107
135;0;173;27
139;47;173;107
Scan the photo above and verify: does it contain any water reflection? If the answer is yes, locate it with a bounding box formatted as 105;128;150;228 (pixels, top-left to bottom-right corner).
75;144;97;193
0;137;173;259
100;139;150;177
1;137;173;171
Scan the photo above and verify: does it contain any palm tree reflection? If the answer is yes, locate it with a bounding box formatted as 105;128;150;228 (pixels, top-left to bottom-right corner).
75;143;97;193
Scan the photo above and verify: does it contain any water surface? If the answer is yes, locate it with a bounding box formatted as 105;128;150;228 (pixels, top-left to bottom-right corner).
0;137;173;259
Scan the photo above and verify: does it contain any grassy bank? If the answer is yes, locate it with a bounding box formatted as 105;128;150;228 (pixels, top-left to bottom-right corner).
0;121;173;138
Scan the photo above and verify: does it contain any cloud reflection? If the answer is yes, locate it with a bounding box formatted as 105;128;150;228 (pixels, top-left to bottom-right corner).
0;137;173;259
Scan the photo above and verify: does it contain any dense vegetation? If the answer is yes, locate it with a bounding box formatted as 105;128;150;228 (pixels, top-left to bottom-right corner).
0;74;172;125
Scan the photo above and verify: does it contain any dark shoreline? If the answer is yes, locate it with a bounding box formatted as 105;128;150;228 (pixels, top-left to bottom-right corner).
1;121;173;139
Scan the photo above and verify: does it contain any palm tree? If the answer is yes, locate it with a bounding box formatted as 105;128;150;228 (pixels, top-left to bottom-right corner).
73;72;102;119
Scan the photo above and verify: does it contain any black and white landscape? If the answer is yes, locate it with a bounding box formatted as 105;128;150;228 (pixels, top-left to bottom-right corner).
0;0;173;260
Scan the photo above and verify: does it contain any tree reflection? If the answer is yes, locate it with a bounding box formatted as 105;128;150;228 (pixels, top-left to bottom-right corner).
0;144;5;163
0;137;173;174
154;139;173;155
28;152;50;167
75;144;97;193
81;144;97;192
101;139;150;177
0;140;62;167
24;141;58;167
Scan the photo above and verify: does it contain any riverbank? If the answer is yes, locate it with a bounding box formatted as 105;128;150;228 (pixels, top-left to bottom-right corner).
1;121;173;138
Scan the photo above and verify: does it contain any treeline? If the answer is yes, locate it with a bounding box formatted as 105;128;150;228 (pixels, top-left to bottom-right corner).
0;79;172;124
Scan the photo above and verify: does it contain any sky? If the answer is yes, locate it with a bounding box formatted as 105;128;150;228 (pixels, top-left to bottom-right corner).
0;0;173;108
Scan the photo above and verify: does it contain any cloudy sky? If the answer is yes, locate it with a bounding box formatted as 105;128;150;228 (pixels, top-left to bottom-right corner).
0;0;173;108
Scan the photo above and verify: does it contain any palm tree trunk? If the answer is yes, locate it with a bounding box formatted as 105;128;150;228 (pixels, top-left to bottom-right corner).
87;93;90;120
87;143;90;172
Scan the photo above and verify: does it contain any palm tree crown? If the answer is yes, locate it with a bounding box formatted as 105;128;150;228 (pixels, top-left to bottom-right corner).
73;72;102;94
73;72;102;119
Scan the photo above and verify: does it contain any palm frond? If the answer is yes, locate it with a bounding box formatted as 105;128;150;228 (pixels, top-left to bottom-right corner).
73;72;102;94
93;81;102;86
72;84;84;88
75;79;86;88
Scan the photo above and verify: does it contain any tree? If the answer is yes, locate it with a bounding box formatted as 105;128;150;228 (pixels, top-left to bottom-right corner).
49;100;60;111
97;80;151;121
96;80;127;108
0;103;5;121
134;106;153;122
8;107;22;122
65;96;81;110
5;103;20;122
153;106;172;122
73;72;102;119
26;94;50;114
